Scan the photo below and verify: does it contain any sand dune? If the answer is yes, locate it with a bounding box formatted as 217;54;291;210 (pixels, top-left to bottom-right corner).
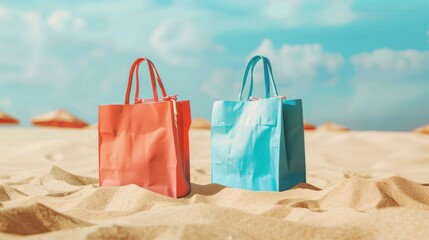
0;128;428;239
0;203;91;235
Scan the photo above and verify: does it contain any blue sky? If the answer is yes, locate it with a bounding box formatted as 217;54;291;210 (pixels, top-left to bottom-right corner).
0;0;428;130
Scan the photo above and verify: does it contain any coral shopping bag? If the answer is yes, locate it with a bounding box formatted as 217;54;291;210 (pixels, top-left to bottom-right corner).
98;57;191;198
211;55;306;191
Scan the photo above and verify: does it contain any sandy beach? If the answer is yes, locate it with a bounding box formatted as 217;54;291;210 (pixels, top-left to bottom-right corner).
0;128;428;239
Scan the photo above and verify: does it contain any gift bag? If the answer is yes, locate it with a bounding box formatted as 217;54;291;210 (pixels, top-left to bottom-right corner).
98;57;191;198
211;55;306;191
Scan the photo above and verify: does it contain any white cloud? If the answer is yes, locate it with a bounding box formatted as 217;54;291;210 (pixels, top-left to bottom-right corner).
0;56;70;89
0;7;7;17
0;8;79;88
350;48;426;72
349;48;429;115
150;18;214;66
46;10;85;31
0;7;43;45
248;39;344;95
264;0;356;27
0;97;11;108
0;7;47;82
201;69;241;99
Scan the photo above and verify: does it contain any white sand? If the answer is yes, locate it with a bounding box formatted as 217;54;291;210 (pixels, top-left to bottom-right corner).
0;128;428;239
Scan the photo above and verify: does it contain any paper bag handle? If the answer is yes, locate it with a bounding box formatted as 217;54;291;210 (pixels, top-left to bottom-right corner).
238;55;279;101
125;58;167;104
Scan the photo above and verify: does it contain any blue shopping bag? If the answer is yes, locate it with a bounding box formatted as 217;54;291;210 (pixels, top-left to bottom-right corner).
211;55;306;191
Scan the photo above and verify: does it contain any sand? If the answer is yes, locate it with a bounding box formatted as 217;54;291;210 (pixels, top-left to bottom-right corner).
0;128;428;239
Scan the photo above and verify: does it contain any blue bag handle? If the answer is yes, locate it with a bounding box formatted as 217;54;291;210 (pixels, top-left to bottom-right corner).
248;56;279;99
248;56;270;100
238;55;279;101
238;56;269;101
263;57;279;97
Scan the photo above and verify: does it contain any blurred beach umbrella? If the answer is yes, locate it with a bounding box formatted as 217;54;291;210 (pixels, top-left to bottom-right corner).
304;121;316;131
31;109;88;128
318;122;350;132
190;117;211;129
413;124;429;134
0;111;19;125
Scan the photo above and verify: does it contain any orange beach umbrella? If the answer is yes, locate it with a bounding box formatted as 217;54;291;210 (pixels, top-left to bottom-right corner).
31;109;88;128
318;122;350;132
0;111;19;125
190;117;211;129
413;124;429;134
304;121;316;131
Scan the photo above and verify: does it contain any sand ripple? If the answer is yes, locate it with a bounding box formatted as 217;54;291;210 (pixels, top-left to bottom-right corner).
0;129;428;239
0;166;427;239
0;203;91;235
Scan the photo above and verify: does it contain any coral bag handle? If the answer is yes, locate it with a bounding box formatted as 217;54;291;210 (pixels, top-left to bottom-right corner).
124;57;168;104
